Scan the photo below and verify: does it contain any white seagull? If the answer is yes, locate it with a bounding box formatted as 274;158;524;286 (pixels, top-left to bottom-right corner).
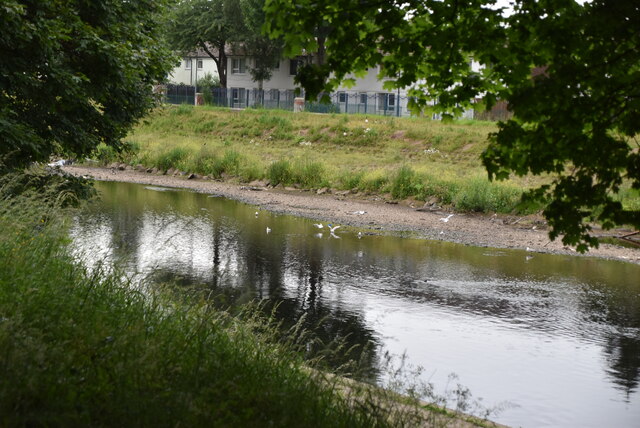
327;224;341;233
266;227;271;234
313;223;324;229
439;214;454;223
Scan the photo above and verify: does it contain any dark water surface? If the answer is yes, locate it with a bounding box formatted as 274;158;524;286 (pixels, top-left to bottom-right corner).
70;181;640;428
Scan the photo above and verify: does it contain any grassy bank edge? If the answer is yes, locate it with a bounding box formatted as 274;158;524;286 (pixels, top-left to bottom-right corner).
96;106;543;215
0;192;501;427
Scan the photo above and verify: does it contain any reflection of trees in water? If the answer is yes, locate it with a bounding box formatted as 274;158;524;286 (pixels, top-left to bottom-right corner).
584;286;640;398
604;335;640;398
144;219;381;383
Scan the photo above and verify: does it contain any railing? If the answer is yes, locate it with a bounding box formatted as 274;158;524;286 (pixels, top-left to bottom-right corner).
162;85;409;117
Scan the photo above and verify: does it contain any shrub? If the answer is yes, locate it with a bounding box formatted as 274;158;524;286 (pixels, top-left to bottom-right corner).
197;73;220;105
92;143;118;164
293;159;326;188
453;178;523;213
268;159;293;185
391;166;417;199
156;147;191;171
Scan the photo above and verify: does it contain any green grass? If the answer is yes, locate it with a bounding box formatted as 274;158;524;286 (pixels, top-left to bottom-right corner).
3;192;443;426
102;105;640;215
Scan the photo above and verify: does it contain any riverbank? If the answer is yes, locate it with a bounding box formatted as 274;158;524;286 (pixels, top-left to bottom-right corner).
65;165;640;264
0;186;505;427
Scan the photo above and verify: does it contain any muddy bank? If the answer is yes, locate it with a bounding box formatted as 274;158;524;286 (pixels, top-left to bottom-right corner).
64;165;640;264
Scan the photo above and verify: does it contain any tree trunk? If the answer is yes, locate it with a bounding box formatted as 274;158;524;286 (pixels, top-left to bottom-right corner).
200;40;228;88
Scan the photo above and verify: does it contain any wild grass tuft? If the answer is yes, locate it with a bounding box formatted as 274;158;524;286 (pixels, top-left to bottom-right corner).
267;159;293;186
391;166;418;199
453;178;525;213
292;159;327;188
156;147;191;172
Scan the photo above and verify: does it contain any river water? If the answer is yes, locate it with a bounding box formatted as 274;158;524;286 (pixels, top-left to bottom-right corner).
70;181;640;428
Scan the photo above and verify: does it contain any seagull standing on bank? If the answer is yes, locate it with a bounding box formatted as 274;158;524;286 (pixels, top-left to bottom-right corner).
439;214;454;223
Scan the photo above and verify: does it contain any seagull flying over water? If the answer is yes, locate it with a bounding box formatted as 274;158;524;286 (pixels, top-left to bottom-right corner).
439;214;454;223
327;224;341;233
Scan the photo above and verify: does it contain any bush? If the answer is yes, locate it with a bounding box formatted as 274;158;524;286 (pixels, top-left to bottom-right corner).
156;147;191;171
267;159;293;185
293;159;327;188
453;178;523;213
391;166;417;199
92;143;118;164
197;73;221;105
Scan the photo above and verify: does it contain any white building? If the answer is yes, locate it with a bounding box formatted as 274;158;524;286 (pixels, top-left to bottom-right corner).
226;55;410;116
168;52;219;85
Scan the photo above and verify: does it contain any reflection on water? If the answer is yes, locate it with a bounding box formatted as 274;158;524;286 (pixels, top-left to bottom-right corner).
70;182;640;428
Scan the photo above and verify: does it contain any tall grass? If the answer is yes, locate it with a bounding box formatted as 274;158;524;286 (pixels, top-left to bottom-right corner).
0;194;423;427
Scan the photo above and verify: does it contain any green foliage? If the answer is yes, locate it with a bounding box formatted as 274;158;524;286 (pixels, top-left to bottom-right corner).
0;0;175;169
268;159;293;185
292;159;327;188
240;0;283;91
453;179;526;214
265;0;640;251
197;73;221;105
391;166;418;200
339;170;364;190
92;143;118;164
0;198;411;427
0;168;95;209
156;147;191;171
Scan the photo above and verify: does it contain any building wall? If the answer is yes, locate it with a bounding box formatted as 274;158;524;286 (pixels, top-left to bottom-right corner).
169;57;219;85
225;56;409;113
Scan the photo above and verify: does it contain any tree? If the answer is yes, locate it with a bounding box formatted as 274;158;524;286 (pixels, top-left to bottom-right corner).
167;0;245;89
0;0;175;169
264;0;640;251
240;0;282;101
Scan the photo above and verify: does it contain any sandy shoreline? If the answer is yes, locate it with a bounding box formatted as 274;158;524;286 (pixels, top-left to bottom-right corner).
64;165;640;265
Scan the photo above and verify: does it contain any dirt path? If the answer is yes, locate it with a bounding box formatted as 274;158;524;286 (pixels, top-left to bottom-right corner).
64;165;640;265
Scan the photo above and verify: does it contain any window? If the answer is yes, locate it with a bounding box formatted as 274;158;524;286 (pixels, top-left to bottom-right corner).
338;92;347;103
388;93;396;108
377;93;396;110
197;60;203;69
273;59;280;70
185;59;192;70
359;93;368;105
289;59;299;76
232;58;246;74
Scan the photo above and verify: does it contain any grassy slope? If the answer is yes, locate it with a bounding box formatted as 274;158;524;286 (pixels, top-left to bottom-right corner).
110;104;638;228
116;105;544;214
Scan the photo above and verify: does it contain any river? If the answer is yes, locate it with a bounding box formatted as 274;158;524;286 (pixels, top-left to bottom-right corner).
70;181;640;428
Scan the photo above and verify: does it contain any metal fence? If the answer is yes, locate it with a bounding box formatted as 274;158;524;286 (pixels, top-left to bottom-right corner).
162;85;497;120
163;84;409;117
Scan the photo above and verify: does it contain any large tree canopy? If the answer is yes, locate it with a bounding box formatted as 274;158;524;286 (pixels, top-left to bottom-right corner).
0;0;175;169
265;0;640;251
167;0;281;90
167;0;243;89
